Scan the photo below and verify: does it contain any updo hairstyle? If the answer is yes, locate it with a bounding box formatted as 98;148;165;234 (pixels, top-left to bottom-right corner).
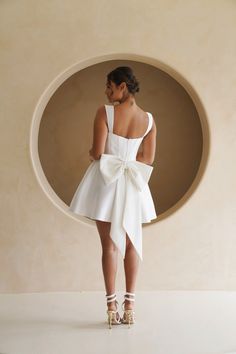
107;66;140;94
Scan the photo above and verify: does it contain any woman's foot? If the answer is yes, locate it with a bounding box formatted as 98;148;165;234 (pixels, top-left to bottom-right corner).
107;302;120;321
106;293;122;327
121;292;135;327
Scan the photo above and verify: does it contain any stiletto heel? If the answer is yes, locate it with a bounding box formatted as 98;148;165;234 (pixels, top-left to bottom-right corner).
121;292;135;328
106;293;122;329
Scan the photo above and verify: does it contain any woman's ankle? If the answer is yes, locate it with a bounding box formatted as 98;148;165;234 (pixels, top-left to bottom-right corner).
123;292;135;310
124;299;134;310
107;301;117;310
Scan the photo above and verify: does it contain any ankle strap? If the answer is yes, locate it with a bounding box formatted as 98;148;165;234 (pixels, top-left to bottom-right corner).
124;292;135;301
124;296;135;301
106;293;117;303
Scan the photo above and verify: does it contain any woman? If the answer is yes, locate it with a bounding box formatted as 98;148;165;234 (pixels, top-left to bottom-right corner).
69;66;157;328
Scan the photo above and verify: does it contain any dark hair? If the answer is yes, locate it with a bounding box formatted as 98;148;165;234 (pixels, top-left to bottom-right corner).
107;66;140;94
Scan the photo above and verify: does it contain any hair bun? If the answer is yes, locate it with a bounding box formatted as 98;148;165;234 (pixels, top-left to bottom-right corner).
132;77;140;93
107;66;140;95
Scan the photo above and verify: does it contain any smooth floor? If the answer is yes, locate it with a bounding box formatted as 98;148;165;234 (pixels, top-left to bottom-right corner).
0;291;236;354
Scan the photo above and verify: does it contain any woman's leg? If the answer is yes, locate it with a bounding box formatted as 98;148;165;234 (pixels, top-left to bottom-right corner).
123;234;139;310
96;220;118;310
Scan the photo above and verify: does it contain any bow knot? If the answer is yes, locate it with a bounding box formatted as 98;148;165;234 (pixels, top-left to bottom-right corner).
99;153;154;261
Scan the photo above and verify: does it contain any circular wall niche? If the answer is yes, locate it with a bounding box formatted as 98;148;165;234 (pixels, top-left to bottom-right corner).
30;55;209;225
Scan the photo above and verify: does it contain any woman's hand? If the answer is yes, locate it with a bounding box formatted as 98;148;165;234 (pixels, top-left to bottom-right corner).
89;148;95;162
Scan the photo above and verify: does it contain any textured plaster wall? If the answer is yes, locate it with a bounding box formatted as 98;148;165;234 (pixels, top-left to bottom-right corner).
0;0;235;292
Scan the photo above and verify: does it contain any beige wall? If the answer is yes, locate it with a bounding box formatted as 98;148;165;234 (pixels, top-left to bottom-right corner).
0;0;235;292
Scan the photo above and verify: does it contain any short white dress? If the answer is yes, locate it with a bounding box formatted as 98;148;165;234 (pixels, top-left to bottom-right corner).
69;104;157;261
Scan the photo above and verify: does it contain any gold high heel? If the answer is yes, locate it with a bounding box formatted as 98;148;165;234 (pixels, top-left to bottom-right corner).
106;293;122;329
121;292;135;328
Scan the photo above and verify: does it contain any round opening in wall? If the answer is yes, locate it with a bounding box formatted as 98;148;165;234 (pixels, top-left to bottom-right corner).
30;55;210;225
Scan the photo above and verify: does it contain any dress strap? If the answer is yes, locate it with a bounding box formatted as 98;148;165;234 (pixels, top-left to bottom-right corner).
104;104;114;133
142;112;153;138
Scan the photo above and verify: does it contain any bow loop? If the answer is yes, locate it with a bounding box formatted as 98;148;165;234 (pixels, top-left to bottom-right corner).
99;153;153;191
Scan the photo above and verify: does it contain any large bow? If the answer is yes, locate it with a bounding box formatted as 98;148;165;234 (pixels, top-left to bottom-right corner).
99;153;153;261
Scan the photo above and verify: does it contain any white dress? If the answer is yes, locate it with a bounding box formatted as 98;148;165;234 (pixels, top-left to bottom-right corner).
69;104;157;261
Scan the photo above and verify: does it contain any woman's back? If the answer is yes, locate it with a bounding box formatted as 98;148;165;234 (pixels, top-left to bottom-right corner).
113;104;150;139
104;104;153;163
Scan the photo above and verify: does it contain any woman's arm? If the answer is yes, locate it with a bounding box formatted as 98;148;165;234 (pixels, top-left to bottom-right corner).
89;105;108;160
136;118;157;165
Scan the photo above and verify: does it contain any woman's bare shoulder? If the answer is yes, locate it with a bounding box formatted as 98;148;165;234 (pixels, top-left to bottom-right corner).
94;104;107;121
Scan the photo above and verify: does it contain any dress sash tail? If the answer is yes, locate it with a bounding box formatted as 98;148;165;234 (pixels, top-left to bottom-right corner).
99;153;153;261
